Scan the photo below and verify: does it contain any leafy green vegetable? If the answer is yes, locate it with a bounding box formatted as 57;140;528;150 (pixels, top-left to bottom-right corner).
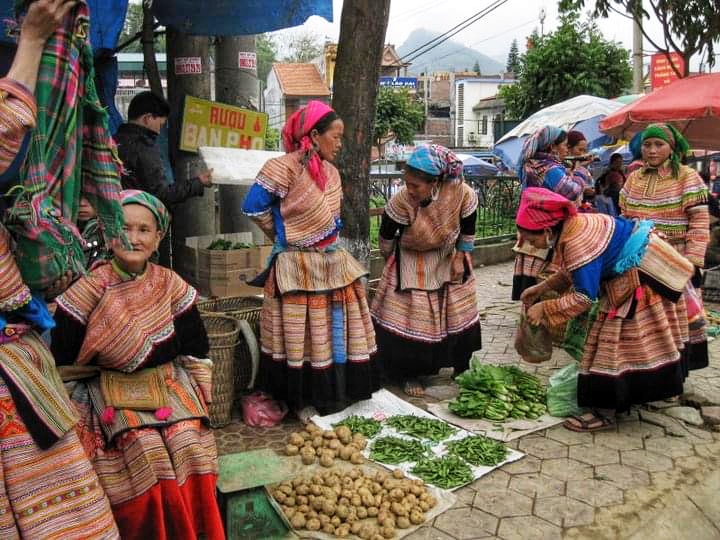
385;415;457;442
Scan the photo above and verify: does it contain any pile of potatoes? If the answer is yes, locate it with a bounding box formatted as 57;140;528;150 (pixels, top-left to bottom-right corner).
272;467;437;538
286;423;367;467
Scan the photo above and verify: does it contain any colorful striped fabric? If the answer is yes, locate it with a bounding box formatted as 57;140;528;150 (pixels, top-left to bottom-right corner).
250;151;342;248
0;224;30;312
620;163;709;267
0;336;118;539
0;79;35;175
5;2;126;291
273;249;368;294
55;262;196;371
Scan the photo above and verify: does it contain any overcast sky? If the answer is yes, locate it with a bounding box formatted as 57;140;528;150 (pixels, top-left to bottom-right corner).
286;0;705;73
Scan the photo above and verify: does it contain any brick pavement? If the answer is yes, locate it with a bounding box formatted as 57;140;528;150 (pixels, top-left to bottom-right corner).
215;261;720;539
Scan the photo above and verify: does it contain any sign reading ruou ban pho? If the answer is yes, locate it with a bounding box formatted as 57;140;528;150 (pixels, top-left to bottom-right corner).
180;96;267;152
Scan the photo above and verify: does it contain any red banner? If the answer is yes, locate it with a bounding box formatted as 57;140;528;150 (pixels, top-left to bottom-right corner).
650;52;685;90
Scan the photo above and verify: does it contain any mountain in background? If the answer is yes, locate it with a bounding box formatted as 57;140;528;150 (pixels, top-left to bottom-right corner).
397;28;505;75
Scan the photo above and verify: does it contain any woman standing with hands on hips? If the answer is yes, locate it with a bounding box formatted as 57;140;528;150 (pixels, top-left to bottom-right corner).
371;145;482;397
242;101;379;420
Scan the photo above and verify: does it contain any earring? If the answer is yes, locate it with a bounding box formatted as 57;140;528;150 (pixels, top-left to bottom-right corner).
312;141;320;152
431;184;440;201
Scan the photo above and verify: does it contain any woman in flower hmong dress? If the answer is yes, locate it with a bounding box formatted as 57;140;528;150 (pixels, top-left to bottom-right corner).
370;144;482;397
519;188;693;431
52;191;223;540
512;126;587;300
242;101;379;419
620;124;710;374
0;2;119;538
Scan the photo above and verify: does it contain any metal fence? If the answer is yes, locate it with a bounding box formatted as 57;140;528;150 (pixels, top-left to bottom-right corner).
368;173;521;246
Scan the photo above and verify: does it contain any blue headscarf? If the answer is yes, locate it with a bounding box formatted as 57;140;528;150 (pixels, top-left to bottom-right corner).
517;126;566;180
406;144;463;181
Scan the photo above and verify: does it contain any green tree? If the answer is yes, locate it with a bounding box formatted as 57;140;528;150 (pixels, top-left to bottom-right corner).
118;3;143;52
264;126;280;151
559;0;719;76
473;60;481;73
281;30;323;63
506;38;520;73
373;87;425;150
118;2;166;53
498;14;632;119
256;33;278;85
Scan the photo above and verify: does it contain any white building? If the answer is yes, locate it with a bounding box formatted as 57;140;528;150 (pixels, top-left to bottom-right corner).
452;77;515;148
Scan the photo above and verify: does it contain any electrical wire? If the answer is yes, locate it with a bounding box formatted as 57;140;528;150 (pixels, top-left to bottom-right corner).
399;0;511;63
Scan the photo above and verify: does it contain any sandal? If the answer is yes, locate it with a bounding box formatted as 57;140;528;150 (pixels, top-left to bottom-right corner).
403;379;425;397
563;410;616;433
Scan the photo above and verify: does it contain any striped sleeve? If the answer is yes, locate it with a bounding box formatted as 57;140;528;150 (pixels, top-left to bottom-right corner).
0;78;37;175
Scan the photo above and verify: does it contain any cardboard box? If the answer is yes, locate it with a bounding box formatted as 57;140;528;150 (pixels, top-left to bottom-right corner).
198;247;253;272
198;267;262;298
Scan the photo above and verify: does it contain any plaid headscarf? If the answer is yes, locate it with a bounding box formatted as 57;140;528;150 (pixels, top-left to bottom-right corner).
641;123;690;177
281;100;336;191
406;144;463;182
516;187;578;231
518;126;566;181
5;1;126;291
121;190;170;237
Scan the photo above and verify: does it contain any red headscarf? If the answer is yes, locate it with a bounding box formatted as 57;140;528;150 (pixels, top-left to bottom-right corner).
516;187;578;231
281;100;336;191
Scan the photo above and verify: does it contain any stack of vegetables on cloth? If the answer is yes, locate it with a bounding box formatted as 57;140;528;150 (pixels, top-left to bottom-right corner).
517;187;694;432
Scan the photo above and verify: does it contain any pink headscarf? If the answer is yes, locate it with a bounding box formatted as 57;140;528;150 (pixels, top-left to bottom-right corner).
516;187;578;231
281;100;336;191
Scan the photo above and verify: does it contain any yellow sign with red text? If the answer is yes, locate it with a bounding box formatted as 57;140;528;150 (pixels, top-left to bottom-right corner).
180;95;267;153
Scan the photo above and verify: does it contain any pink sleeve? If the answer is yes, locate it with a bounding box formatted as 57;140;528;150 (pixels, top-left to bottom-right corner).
0;78;37;175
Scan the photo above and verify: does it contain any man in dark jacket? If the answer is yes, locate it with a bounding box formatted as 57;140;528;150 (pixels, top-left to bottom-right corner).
115;91;212;206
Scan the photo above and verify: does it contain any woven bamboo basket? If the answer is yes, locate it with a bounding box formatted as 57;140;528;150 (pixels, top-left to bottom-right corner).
197;296;263;393
201;314;240;428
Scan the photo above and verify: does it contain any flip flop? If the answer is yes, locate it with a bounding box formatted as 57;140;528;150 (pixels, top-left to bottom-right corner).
403;379;425;397
563;410;615;433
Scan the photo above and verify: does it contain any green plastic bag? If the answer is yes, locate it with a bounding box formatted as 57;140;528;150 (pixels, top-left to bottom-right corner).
546;362;583;418
561;302;599;361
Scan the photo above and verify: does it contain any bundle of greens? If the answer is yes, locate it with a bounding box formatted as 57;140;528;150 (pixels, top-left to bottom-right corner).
449;364;547;421
385;415;457;442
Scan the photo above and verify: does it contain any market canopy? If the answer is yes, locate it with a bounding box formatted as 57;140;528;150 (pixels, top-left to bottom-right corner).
599;73;720;149
152;0;333;35
493;95;624;170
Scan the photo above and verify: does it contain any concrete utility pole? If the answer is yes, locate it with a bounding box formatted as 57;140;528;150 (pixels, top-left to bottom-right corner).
632;14;643;93
214;36;263;242
166;30;214;282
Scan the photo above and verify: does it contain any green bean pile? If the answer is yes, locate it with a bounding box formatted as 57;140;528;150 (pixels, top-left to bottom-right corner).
410;455;473;489
369;436;427;464
332;415;382;438
385;415;457;442
445;435;508;466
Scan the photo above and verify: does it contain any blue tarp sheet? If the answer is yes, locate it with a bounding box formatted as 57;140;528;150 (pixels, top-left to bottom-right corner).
152;0;333;35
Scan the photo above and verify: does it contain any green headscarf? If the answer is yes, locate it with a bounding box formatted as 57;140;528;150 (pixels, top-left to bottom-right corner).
120;190;170;237
641;123;690;177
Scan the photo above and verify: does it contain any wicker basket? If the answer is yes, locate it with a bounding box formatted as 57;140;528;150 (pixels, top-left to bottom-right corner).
198;296;263;392
201;314;240;428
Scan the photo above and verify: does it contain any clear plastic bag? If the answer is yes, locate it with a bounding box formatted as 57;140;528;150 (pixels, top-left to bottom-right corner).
546;362;583;418
240;392;288;427
514;309;553;363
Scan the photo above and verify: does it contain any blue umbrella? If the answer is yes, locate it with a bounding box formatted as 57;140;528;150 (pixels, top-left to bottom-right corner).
458;154;499;176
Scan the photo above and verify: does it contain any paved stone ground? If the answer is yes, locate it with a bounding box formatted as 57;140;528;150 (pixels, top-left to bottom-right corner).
215;261;720;539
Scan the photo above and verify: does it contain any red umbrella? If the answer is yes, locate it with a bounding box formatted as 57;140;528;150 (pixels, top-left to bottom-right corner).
599;73;720;149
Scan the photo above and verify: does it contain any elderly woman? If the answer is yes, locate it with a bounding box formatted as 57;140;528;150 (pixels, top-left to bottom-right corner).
519;188;693;431
242;101;379;419
512;126;587;300
620;124;710;373
371;145;481;396
52;191;223;540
